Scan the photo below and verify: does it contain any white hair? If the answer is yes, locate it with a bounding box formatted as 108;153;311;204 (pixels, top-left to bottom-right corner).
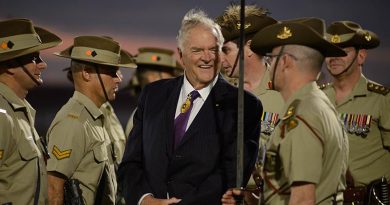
177;9;224;51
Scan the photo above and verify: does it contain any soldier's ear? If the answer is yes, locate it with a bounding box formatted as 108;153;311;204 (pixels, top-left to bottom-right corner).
81;66;92;81
357;49;367;66
246;40;254;57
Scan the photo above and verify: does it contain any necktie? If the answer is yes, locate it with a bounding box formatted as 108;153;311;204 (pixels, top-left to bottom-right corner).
174;90;200;148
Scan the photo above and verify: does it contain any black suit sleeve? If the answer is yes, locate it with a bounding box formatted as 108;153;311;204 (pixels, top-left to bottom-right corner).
118;88;151;205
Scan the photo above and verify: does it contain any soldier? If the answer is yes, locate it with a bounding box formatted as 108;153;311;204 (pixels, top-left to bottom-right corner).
0;19;61;204
216;5;284;203
46;36;136;204
63;52;129;205
222;18;349;204
323;21;390;204
125;47;181;136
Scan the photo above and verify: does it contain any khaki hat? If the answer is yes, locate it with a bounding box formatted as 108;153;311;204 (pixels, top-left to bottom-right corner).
250;17;347;57
135;47;178;70
0;18;62;62
326;21;380;49
218;15;277;42
54;36;136;68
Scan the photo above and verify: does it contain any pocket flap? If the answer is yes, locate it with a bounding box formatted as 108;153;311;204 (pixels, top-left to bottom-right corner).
93;143;108;163
18;135;38;161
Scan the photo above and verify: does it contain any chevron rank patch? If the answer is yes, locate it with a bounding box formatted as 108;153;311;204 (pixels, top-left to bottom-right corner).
52;145;72;160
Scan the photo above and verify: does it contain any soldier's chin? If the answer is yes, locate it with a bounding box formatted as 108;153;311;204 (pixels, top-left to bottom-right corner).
108;93;116;101
36;78;44;86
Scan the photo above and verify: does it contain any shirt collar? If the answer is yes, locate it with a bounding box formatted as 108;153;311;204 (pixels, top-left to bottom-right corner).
0;82;32;111
350;74;369;96
182;72;218;100
72;91;104;120
285;82;318;107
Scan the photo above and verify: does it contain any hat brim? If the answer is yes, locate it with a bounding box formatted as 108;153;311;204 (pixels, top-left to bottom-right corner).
251;23;347;57
328;30;380;49
54;46;137;69
0;26;62;62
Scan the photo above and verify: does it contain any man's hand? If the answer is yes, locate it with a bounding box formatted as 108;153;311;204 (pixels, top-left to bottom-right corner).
221;188;244;205
141;195;181;205
48;172;66;205
289;182;315;205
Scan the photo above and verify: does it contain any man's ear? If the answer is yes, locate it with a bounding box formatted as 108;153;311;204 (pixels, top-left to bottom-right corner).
177;48;183;59
281;54;295;72
246;40;254;57
177;48;185;66
357;49;367;65
81;66;92;81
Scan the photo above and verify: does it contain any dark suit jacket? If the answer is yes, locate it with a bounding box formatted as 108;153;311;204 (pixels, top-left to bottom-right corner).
118;75;262;205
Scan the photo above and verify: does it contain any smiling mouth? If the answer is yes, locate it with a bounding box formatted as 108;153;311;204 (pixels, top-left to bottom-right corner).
199;65;213;69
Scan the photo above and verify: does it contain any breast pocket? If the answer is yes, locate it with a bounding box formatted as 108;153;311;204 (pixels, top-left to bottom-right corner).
93;143;108;163
18;135;38;161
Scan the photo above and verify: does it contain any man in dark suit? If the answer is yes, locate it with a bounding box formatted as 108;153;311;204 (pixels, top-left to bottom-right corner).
118;9;262;205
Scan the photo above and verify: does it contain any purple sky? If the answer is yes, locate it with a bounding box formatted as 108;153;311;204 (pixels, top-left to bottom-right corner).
1;0;389;86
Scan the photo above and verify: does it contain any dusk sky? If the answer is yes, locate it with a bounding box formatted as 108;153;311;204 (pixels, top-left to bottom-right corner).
1;0;389;86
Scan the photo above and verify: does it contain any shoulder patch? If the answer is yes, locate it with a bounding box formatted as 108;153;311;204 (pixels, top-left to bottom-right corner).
0;149;3;160
0;108;6;114
318;83;331;90
367;82;390;95
52;145;72;160
282;100;300;131
282;100;300;121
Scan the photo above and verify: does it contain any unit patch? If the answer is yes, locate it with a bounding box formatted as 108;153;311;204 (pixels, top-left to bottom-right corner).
52;145;72;160
282;100;300;132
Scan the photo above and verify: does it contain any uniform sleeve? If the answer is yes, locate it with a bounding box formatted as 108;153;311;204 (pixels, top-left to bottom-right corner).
279;119;323;185
380;94;390;148
0;112;13;167
46;118;86;177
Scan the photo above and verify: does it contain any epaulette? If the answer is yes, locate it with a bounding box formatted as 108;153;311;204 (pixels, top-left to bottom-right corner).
367;82;390;96
318;83;331;90
282;99;300;132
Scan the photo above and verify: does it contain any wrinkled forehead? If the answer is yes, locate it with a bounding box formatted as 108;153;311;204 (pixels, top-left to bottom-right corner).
185;27;219;47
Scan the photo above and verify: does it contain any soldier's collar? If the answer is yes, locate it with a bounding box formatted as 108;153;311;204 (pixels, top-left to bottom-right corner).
350;74;369;97
73;91;104;120
0;82;28;110
284;82;317;107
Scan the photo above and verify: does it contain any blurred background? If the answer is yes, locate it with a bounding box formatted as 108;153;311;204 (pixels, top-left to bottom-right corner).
1;0;389;136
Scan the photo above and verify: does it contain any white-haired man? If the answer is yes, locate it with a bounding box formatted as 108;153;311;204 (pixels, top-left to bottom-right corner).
119;9;262;205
